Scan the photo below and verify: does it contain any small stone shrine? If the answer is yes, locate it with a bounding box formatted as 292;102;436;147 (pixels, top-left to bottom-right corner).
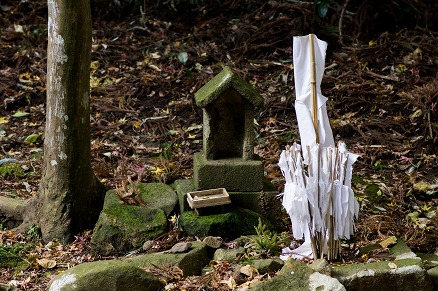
193;66;264;192
174;66;281;234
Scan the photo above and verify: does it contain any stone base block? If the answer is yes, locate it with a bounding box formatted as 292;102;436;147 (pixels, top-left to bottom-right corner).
174;178;283;228
193;152;264;192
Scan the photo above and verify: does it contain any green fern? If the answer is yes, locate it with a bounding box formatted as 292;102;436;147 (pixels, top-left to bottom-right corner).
253;218;280;255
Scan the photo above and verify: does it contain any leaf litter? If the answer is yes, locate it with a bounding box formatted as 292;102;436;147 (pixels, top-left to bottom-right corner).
0;0;438;289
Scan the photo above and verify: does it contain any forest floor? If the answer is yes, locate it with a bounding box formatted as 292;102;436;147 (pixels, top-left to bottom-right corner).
0;0;437;289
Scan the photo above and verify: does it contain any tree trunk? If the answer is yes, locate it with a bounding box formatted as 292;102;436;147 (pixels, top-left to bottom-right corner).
18;0;105;243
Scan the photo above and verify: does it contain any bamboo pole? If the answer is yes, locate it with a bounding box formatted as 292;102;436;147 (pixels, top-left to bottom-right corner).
309;34;319;144
309;34;322;259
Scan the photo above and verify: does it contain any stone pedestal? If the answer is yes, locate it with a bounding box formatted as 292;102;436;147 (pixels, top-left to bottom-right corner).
193;152;264;192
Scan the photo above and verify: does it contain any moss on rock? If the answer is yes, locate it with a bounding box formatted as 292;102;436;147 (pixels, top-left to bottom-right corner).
92;190;167;255
249;259;313;290
137;182;178;216
48;260;164;291
179;208;272;239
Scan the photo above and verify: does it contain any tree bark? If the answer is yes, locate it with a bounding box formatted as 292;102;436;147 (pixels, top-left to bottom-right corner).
18;0;105;243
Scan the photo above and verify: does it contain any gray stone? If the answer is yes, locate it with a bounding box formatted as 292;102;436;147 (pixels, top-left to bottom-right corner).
232;235;255;247
137;182;178;216
417;253;438;269
251;258;284;275
91;190;167;255
169;242;192;253
203;236;223;249
142;240;154;252
174;178;282;228
310;258;331;276
126;241;208;276
308;272;346;291
47;260;163;291
331;258;432;291
173;179;195;215
389;238;420;261
427;266;438;290
213;247;245;262
0;196;25;226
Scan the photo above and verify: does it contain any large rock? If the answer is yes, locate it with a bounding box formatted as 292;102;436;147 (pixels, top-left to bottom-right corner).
179;208;272;239
331;238;432;291
331;258;432;291
248;259;345;290
91;187;169;255
47;260;164;291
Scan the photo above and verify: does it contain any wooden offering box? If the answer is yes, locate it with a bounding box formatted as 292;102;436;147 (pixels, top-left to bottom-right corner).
187;188;231;213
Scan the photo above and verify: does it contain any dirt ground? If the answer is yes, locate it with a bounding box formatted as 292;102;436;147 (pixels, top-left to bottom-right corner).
0;0;437;289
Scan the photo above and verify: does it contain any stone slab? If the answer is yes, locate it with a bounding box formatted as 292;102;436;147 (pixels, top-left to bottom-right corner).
193;152;264;192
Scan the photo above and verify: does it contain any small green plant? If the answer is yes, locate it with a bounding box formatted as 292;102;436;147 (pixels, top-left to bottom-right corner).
0;162;25;178
27;225;41;241
253;218;280;255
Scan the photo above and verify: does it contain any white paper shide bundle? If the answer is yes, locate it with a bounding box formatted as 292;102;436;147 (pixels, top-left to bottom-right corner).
279;34;360;260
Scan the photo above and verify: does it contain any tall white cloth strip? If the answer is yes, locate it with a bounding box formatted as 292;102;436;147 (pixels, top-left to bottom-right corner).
293;35;334;149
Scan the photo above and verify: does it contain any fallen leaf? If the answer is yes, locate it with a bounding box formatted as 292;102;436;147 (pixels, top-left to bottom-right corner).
23;133;39;144
12;111;30;118
227;276;236;289
240;265;259;279
388;262;397;269
37;258;56;269
379;236;397;248
178;51;188;65
0;117;8;124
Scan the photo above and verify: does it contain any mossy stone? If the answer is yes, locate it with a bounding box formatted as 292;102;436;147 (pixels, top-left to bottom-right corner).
48;260;163;291
92;190;167;255
249;259;313;290
126;241;208;276
179;208;272;239
331;258;432;291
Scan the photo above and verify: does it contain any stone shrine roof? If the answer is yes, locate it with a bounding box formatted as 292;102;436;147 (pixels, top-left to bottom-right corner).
194;66;263;108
